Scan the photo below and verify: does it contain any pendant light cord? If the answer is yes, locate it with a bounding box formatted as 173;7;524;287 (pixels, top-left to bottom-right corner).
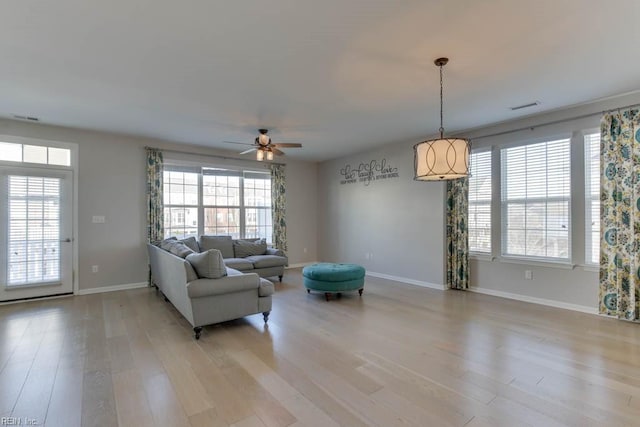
439;63;444;138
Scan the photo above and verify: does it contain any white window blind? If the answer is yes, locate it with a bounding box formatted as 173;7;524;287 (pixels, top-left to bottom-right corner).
584;133;600;265
501;139;571;260
8;176;61;286
468;150;492;253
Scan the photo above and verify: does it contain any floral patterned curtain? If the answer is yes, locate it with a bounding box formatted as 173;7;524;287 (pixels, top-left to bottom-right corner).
599;108;640;320
446;178;469;290
270;164;287;253
146;148;164;244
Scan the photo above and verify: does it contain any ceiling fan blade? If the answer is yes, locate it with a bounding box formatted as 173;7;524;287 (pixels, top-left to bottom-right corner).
271;148;285;156
223;140;255;146
273;143;302;148
239;148;258;155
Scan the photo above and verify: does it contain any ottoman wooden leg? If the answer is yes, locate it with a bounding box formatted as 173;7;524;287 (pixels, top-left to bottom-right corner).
324;292;331;301
307;289;310;293
358;288;363;296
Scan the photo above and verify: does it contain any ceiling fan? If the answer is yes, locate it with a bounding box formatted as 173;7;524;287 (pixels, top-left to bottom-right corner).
224;129;302;161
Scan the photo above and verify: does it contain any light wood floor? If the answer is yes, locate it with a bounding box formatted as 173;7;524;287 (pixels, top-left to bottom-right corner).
1;269;640;427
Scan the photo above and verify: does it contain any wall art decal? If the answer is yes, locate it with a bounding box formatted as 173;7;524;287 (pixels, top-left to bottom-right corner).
339;158;399;185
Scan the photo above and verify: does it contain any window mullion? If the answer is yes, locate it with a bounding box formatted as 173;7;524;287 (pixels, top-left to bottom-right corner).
198;170;204;238
239;175;245;239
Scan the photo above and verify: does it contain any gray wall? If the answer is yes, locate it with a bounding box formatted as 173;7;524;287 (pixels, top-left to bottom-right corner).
318;141;446;288
0;119;318;291
318;91;640;311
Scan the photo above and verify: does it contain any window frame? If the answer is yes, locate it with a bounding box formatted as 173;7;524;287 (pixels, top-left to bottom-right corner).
468;149;492;255
499;137;573;264
583;130;600;266
163;164;273;243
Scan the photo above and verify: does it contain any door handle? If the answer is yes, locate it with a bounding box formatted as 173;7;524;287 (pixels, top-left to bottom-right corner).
60;238;72;243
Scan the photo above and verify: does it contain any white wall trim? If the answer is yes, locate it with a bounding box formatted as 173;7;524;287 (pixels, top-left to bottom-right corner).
468;286;597;314
76;282;148;296
286;262;319;269
366;271;446;291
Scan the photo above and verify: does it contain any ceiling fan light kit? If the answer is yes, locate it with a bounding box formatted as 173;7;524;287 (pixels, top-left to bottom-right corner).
224;129;303;161
414;57;470;181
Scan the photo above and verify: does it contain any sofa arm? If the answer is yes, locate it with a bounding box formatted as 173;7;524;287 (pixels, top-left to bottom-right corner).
266;247;286;257
187;272;260;298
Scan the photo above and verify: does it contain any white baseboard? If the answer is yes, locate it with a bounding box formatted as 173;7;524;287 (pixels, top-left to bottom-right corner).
468;286;597;314
366;271;446;291
286;262;319;269
76;282;148;296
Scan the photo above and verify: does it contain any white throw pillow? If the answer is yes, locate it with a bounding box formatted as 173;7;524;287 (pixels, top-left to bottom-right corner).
186;249;228;279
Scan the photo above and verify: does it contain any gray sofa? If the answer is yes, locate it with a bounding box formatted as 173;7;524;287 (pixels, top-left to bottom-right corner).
147;243;274;339
198;235;288;282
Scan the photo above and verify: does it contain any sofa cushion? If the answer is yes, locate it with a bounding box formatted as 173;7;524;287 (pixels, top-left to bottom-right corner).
159;237;177;250
199;235;234;258
223;258;255;271
245;255;288;269
173;242;196;258
259;278;274;297
179;236;200;252
186;249;227;279
233;238;267;258
184;259;199;283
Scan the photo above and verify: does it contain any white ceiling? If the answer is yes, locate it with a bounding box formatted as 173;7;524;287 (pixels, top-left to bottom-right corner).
1;0;639;161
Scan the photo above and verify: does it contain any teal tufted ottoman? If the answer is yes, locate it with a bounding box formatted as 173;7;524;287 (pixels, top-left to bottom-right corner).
302;263;365;301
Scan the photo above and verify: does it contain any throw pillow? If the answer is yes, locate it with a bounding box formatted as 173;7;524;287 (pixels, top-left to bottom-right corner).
159;237;177;250
179;236;200;252
168;241;195;258
199;235;234;258
233;238;267;258
186;249;228;279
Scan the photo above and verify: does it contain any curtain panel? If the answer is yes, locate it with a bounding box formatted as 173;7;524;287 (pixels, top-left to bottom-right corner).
146;148;164;244
446;178;469;290
599;108;640;320
270;164;288;254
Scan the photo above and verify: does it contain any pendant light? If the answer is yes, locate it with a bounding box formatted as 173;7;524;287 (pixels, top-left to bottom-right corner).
414;57;470;181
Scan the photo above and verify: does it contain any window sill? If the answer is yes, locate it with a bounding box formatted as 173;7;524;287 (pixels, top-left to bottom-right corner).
470;253;495;262
498;256;575;270
577;264;599;272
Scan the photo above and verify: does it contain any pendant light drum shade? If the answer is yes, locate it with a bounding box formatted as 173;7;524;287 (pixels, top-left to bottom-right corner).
414;137;470;181
413;57;470;181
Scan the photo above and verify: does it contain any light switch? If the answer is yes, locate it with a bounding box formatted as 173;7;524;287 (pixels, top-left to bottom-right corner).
92;215;106;223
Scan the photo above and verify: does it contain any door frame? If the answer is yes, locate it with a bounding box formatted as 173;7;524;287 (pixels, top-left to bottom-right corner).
0;135;78;301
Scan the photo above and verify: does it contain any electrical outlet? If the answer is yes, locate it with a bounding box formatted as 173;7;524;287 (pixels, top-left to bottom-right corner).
92;265;99;273
303;247;308;253
92;215;105;223
524;270;533;280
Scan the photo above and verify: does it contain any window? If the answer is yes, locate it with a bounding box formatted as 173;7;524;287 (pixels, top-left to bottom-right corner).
468;150;492;254
163;166;272;242
584;133;600;265
501;139;571;260
0;142;71;166
163;170;199;238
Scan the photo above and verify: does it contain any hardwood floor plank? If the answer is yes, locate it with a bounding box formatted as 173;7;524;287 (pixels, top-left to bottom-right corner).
112;370;155;427
189;408;228;427
0;360;32;416
143;373;191;427
81;369;118;427
45;366;84;427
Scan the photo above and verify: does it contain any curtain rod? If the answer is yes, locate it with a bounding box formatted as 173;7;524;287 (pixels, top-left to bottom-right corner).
145;146;285;166
462;101;640;142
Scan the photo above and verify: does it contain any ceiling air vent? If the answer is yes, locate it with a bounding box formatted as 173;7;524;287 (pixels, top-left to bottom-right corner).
510;101;540;111
13;115;40;122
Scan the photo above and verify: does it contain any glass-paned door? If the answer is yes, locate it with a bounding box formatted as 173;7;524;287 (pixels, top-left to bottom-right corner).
0;167;73;301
